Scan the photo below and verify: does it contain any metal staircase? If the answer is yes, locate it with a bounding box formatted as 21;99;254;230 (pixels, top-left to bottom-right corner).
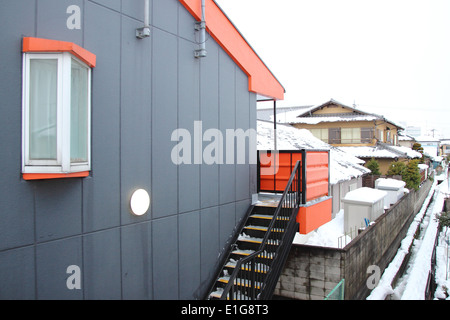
207;160;303;300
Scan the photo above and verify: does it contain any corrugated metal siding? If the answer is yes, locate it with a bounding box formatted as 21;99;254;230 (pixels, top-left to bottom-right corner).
0;0;256;300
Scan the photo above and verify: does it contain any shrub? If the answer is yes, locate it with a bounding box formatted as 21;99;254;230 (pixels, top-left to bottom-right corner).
404;159;421;190
387;161;407;178
435;211;450;230
366;157;381;175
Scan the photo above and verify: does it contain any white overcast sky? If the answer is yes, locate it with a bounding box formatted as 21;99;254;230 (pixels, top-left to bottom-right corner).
214;0;450;138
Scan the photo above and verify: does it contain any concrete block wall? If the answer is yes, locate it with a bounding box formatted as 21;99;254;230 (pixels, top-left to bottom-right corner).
274;246;344;300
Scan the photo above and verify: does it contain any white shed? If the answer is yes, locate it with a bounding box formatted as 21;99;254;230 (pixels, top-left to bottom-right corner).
342;187;387;236
375;178;406;207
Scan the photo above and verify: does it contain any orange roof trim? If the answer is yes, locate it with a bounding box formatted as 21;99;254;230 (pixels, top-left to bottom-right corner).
179;0;284;101
22;37;96;68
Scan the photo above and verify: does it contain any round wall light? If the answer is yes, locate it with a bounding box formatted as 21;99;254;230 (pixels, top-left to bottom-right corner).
130;189;150;216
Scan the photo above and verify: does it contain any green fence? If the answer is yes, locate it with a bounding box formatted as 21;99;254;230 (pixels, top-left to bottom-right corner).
324;279;345;300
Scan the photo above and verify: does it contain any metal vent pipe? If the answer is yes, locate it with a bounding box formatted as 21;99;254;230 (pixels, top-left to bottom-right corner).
194;0;207;58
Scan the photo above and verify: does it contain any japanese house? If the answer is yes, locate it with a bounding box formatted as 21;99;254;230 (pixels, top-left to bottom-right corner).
276;99;421;174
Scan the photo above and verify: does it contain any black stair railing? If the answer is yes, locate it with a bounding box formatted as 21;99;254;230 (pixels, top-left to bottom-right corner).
219;159;303;300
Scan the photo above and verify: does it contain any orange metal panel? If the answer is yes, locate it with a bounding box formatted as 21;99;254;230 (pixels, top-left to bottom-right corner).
258;150;329;198
306;181;329;202
306;151;329;165
291;153;302;164
297;197;332;234
305;151;329;201
306;166;329;183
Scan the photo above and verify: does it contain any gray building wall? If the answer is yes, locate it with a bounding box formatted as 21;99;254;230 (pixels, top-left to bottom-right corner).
330;177;362;217
0;0;256;299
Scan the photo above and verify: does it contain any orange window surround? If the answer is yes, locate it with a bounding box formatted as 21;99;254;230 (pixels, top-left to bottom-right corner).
23;172;90;181
22;37;95;181
22;37;96;67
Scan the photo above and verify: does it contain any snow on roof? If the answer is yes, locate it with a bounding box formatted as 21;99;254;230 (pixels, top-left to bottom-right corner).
388;145;422;158
338;144;422;159
271;99;404;129
338;146;400;159
343;187;387;204
376;178;406;190
398;134;415;141
418;163;429;170
281;114;379;125
431;155;443;162
415;135;440;142
257;120;330;150
257;121;370;184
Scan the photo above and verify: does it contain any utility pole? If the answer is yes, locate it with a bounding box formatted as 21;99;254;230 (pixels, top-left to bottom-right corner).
431;129;437;138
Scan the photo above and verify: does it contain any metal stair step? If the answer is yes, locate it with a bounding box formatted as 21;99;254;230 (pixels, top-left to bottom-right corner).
218;276;263;289
249;214;289;221
244;225;268;232
231;249;275;259
209;288;249;300
238;233;280;246
224;259;270;274
244;225;285;233
237;233;263;244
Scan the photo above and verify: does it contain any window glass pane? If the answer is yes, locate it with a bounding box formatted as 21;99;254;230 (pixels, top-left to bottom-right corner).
321;128;328;142
70;59;89;163
342;128;361;143
29;59;58;160
352;127;361;143
310;128;328;143
341;128;352;143
310;128;321;140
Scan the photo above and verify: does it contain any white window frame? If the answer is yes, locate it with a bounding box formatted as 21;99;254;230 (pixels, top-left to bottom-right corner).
22;52;91;174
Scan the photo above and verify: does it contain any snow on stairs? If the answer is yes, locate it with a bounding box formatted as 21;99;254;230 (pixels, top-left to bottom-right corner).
208;205;282;300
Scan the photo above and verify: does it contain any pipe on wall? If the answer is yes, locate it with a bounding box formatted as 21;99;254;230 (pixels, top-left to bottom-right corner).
194;0;207;58
136;0;151;39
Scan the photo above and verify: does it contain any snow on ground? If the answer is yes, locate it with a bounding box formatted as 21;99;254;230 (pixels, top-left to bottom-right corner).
434;226;450;299
293;209;348;248
366;170;450;300
399;178;446;300
292;165;450;300
365;178;437;300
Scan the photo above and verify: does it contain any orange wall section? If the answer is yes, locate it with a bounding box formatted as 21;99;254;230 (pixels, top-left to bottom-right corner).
297;197;332;234
305;151;329;201
179;0;284;101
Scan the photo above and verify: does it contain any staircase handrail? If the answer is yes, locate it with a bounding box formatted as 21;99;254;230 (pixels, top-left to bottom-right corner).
220;159;302;300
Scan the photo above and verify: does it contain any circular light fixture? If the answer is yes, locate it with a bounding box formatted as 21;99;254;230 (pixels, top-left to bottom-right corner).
130;189;150;216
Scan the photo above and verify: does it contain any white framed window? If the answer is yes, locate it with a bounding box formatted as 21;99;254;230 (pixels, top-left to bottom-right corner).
22;52;91;176
341;128;361;144
309;128;328;143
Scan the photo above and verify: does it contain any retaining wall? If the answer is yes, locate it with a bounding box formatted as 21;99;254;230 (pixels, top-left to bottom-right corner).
274;178;433;300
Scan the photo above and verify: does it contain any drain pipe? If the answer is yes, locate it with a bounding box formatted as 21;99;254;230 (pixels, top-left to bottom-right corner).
194;0;207;58
136;0;150;39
